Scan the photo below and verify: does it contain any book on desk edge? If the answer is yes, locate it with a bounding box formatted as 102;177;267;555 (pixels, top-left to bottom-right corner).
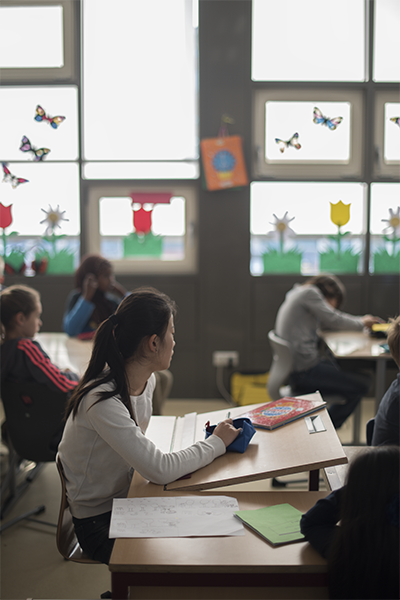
240;396;326;430
234;503;305;546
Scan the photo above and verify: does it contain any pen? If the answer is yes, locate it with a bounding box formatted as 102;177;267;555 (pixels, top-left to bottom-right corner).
227;411;231;418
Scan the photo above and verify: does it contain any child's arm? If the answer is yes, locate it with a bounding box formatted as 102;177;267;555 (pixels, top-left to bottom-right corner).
300;487;344;558
63;294;95;337
17;339;79;394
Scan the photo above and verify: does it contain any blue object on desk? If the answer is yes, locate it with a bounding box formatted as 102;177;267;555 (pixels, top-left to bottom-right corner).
205;417;256;453
380;343;390;353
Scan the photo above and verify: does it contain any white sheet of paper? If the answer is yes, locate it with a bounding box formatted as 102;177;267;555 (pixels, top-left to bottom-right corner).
109;496;245;538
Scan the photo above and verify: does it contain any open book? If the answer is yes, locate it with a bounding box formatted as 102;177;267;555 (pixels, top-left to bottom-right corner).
240;396;326;430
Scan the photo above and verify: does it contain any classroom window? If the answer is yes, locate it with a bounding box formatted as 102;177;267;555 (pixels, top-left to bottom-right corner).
82;0;199;179
250;182;366;276
253;89;363;179
373;91;400;179
86;185;197;275
0;86;80;275
373;0;400;82
0;1;75;83
251;0;366;82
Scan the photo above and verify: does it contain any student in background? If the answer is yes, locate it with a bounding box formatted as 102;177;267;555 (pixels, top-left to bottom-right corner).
63;253;173;414
300;446;399;599
371;316;400;446
58;288;241;564
275;274;382;428
1;285;79;394
63;254;129;339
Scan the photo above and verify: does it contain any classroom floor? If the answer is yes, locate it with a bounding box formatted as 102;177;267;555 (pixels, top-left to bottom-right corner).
0;397;375;600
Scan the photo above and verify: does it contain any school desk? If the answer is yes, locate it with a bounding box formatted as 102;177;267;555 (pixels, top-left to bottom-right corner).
320;329;396;412
35;332;91;375
109;472;329;600
323;445;370;491
145;395;347;493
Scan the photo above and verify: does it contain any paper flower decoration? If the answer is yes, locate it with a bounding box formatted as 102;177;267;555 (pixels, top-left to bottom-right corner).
381;207;400;257
382;207;400;236
133;207;152;234
0;202;13;230
330;201;350;227
40;204;69;236
270;212;296;253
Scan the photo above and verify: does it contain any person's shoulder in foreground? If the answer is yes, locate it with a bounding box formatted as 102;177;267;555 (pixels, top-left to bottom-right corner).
372;316;400;446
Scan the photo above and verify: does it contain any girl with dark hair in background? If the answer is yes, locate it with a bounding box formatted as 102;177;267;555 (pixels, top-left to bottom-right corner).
63;254;128;339
58;287;241;564
301;446;399;599
275;274;382;428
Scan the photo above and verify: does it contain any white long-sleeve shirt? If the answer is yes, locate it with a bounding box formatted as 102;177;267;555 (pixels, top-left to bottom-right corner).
58;374;226;518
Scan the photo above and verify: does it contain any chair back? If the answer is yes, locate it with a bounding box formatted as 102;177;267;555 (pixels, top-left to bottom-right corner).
56;457;101;563
267;331;294;400
366;418;375;446
1;382;68;463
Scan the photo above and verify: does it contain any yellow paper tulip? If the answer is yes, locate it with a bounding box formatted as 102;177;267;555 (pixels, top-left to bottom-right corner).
330;201;350;227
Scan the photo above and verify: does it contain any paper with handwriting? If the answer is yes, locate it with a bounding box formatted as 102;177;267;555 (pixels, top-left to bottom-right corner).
109;496;245;538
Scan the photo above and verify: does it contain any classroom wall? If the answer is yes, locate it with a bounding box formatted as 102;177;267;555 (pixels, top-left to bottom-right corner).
4;1;399;398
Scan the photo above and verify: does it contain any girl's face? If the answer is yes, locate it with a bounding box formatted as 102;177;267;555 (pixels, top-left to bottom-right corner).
97;266;114;292
157;315;176;370
20;301;43;338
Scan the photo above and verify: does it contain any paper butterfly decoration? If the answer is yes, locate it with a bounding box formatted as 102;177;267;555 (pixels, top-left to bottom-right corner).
275;132;301;153
313;107;343;130
2;162;29;188
34;105;66;129
20;136;50;161
390;117;400;128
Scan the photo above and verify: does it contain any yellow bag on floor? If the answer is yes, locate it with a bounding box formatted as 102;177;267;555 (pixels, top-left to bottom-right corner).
230;372;273;406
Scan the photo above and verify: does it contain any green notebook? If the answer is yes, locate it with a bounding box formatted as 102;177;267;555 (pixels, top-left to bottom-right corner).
234;503;305;546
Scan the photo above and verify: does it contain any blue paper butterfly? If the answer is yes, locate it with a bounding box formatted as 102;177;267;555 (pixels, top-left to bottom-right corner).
313;107;343;130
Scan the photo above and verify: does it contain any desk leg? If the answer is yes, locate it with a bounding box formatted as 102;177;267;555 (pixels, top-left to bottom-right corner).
375;361;386;413
112;572;130;600
309;469;319;491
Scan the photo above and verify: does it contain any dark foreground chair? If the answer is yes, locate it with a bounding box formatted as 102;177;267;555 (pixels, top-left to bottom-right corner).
0;381;67;533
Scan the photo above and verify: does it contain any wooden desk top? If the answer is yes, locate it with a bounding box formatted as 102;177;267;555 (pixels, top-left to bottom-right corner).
321;330;391;361
163;396;347;492
35;332;92;375
109;472;328;574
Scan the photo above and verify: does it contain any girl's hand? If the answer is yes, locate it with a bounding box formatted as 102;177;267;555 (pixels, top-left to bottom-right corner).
212;419;241;448
82;273;98;301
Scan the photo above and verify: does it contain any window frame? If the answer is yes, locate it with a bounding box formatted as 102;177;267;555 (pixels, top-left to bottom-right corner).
373;89;400;179
253;87;364;180
85;183;198;275
0;0;76;83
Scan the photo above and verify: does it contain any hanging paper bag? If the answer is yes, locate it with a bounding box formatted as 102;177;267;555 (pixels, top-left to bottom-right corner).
200;135;248;191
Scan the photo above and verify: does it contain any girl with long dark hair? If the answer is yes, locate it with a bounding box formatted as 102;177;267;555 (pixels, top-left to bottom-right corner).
58;287;240;564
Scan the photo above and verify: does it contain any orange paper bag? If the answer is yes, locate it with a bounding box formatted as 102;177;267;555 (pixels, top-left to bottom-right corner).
200;135;248;191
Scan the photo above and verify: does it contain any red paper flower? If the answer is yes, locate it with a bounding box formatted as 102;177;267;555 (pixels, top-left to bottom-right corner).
0;203;12;229
133;207;152;234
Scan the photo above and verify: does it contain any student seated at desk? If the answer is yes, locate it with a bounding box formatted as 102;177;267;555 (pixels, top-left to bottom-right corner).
1;285;79;395
275;274;382;429
300;446;399;600
63;254;129;339
371;316;400;446
58;287;241;564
